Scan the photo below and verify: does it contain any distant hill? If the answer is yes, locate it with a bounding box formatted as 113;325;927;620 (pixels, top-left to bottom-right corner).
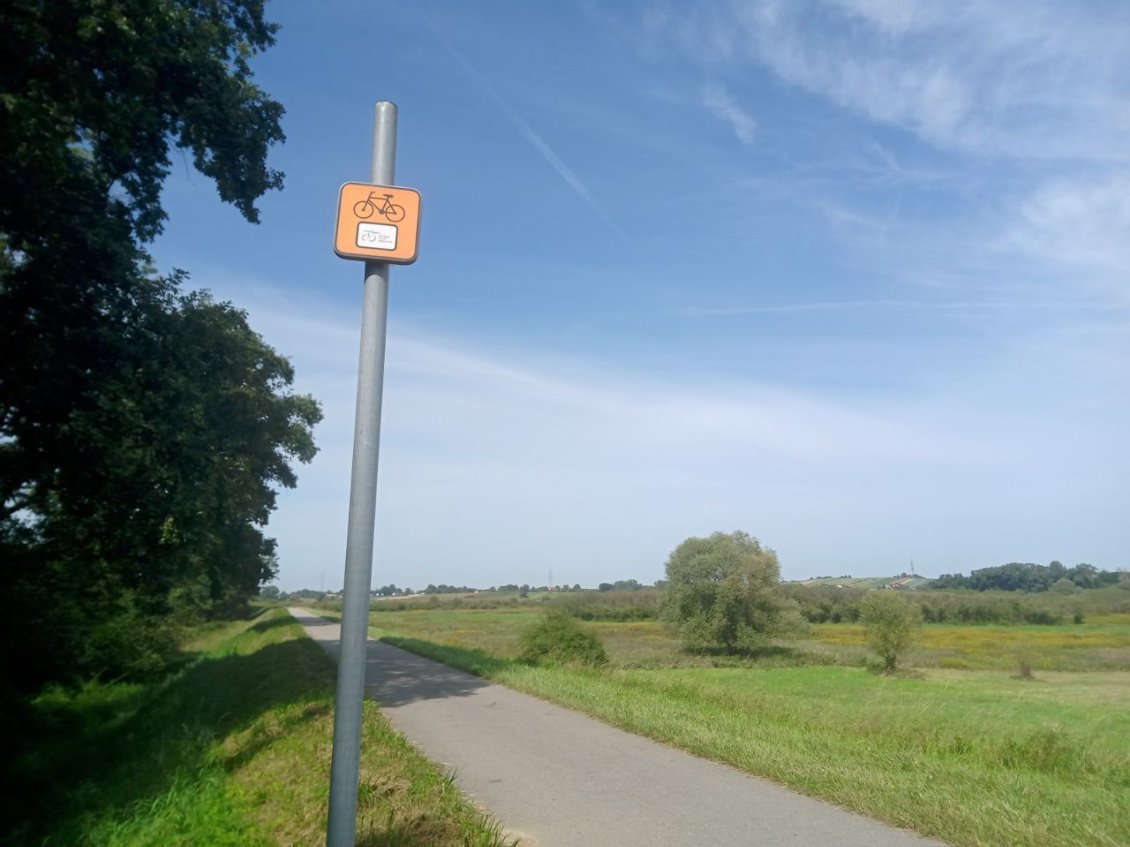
791;576;932;590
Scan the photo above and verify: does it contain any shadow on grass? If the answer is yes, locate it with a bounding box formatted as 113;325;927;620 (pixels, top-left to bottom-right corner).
864;664;927;679
6;612;516;847
249;612;300;635
4;629;334;846
689;644;803;662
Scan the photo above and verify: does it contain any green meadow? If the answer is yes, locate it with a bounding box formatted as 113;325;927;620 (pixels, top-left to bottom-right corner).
360;601;1130;847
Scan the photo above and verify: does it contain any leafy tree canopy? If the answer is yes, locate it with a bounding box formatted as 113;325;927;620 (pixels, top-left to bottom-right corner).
660;530;805;652
0;1;316;700
1;0;283;248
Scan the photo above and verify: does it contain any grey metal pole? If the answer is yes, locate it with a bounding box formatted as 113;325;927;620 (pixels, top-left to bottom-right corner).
326;101;398;847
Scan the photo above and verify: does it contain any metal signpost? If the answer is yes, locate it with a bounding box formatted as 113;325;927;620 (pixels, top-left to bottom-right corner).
327;101;420;847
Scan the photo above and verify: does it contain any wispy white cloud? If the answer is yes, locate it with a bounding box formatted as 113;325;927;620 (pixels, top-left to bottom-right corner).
647;0;1130;162
701;82;757;143
678;299;1119;318
198;275;1130;589
734;166;1130;312
631;2;1130;319
798;140;953;191
996;174;1130;278
825;0;942;36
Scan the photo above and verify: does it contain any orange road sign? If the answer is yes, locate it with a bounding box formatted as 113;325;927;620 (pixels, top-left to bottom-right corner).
334;182;421;264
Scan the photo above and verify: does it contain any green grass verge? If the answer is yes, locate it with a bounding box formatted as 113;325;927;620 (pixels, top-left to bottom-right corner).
4;608;510;847
375;621;1130;847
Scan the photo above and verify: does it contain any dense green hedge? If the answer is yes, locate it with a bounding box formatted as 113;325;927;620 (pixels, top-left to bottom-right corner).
782;584;1130;626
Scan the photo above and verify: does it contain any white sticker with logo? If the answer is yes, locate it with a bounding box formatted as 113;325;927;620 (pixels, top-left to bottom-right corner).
357;222;398;251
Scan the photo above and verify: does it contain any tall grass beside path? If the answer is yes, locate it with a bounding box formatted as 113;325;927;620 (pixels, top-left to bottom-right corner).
4;607;510;847
375;628;1130;847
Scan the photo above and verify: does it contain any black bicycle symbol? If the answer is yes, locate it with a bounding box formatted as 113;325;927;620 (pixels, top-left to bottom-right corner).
354;191;406;223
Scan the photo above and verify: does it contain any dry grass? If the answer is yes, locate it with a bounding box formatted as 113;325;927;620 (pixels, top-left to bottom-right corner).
803;619;1130;671
366;606;1130;673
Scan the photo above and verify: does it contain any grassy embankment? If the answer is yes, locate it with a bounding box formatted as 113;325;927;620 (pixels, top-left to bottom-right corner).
4;606;509;847
359;601;1130;847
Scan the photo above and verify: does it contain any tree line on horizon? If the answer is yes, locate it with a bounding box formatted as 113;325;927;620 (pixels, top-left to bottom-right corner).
285;546;1127;635
278;559;1124;602
930;561;1119;592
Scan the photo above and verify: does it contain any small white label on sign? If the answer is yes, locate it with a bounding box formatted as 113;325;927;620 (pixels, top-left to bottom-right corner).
357;222;398;251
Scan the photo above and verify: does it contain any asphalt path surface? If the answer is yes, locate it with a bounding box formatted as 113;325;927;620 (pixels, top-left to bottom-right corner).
290;607;948;847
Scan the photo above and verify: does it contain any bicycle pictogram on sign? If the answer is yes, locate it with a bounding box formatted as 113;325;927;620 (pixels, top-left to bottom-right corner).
353;191;406;223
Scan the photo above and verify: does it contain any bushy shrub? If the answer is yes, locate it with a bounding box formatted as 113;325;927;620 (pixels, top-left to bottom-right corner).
517;610;607;667
79;595;182;680
860;591;922;674
780;583;865;623
938;657;972;670
555;588;660;621
785;584;1116;627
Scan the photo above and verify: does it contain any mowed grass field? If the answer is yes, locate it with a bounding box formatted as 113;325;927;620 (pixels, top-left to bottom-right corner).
363;604;1130;847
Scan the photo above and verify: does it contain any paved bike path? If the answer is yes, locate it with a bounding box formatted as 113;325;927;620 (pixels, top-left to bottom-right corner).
290;608;948;847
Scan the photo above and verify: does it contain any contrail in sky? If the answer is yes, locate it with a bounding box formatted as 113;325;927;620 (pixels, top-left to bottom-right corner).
423;14;633;247
680;299;1120;317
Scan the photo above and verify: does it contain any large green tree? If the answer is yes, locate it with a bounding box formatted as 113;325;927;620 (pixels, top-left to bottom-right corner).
660;531;805;652
1;0;318;695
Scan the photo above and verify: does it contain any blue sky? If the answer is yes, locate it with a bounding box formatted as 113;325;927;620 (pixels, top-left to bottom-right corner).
151;1;1129;591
